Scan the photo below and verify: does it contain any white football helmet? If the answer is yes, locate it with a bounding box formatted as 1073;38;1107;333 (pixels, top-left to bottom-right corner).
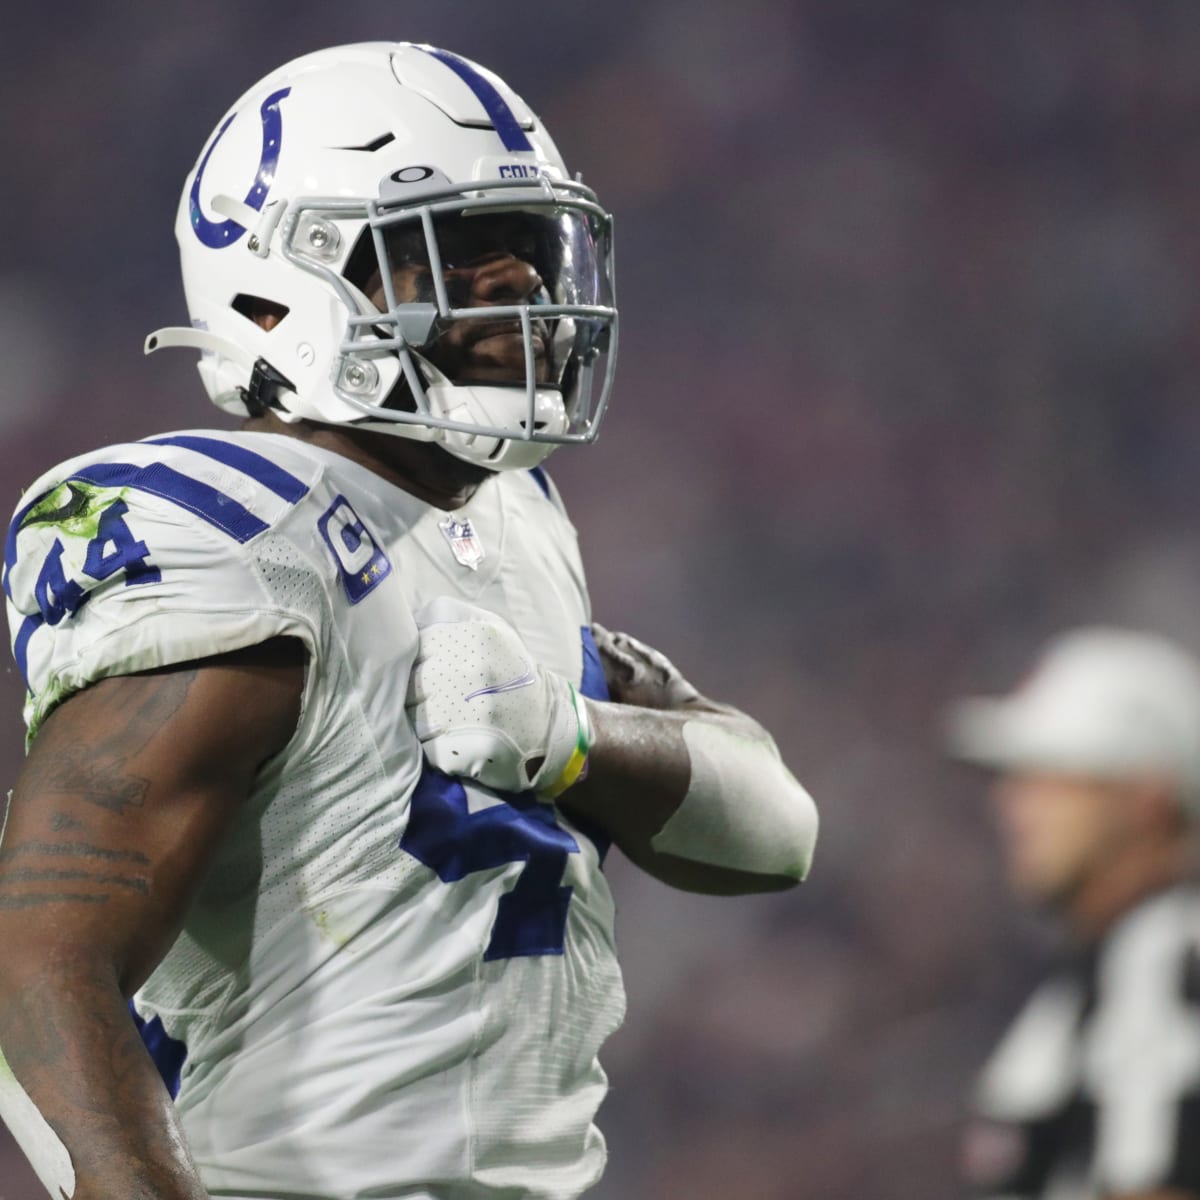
147;42;618;470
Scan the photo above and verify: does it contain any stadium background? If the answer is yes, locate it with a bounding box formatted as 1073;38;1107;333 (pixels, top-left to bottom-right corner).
3;1;1200;1196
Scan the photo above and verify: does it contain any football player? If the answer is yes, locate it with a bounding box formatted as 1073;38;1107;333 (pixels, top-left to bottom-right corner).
0;43;818;1200
949;628;1200;1200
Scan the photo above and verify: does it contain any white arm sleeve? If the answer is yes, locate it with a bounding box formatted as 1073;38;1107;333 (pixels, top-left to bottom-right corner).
649;720;819;881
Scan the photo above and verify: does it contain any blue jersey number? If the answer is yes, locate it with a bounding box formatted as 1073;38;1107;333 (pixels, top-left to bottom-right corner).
34;499;160;624
400;767;581;961
399;628;611;962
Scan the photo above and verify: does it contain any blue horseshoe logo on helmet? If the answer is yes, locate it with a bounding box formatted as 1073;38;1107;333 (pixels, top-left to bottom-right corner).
189;86;291;249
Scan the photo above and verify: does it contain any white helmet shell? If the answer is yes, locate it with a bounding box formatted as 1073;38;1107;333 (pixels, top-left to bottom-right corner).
147;43;618;470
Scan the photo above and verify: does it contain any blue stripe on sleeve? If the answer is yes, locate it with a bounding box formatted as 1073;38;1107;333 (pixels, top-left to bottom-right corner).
71;463;269;542
4;487;54;596
146;436;309;503
13;612;44;691
422;47;534;152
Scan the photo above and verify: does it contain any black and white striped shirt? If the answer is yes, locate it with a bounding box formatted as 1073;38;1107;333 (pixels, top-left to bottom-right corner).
964;884;1200;1199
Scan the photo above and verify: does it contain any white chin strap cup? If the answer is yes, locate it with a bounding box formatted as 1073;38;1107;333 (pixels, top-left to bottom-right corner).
425;380;567;470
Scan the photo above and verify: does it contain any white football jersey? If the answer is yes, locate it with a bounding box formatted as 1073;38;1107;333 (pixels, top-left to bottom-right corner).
4;430;626;1200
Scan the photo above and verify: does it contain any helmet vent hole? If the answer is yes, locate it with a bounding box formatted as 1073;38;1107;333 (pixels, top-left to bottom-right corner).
339;132;396;153
233;295;291;331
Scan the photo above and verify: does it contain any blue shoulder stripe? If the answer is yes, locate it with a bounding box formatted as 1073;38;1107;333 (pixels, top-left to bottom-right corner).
13;612;44;690
4;488;51;598
146;436;309;503
71;462;268;542
4;447;280;596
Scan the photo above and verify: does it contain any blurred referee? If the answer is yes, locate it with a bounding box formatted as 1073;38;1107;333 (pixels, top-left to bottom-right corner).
948;627;1200;1200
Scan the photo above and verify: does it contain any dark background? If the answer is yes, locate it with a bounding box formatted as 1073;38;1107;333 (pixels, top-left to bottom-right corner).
4;2;1200;1196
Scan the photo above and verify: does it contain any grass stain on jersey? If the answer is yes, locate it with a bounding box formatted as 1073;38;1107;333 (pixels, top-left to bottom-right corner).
310;905;360;952
21;482;131;542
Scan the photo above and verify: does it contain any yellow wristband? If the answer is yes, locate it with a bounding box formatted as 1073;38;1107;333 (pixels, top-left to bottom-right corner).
539;685;592;800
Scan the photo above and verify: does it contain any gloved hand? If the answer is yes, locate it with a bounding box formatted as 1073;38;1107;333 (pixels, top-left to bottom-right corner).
407;597;592;798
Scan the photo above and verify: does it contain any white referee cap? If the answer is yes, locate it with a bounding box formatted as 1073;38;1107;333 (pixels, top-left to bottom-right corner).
946;627;1200;810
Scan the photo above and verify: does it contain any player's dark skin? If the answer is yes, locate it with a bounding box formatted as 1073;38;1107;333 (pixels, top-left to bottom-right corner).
0;228;794;1200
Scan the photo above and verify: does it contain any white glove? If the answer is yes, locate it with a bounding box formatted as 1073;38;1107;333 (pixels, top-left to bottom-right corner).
407;597;592;798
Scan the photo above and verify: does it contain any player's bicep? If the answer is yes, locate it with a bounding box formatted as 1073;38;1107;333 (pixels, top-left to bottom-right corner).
0;639;304;994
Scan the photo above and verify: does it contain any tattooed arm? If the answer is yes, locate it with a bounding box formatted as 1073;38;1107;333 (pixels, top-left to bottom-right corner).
0;639;304;1200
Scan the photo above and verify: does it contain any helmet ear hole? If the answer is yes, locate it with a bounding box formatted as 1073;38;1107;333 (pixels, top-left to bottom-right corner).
232;294;290;330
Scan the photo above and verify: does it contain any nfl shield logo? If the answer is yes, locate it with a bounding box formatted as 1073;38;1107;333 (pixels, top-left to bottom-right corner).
438;515;485;570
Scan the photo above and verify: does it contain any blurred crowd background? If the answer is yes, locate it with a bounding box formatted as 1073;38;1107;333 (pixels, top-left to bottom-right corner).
4;1;1200;1196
